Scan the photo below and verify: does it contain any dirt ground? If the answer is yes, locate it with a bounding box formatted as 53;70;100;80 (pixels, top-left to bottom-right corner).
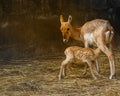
0;50;120;96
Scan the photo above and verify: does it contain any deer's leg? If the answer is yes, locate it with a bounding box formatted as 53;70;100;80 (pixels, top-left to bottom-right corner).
58;60;68;80
59;54;73;80
85;41;100;73
84;41;90;74
62;65;66;76
85;41;89;48
108;43;113;52
83;64;88;75
59;65;63;80
95;59;100;73
92;60;106;78
98;45;115;79
87;60;97;80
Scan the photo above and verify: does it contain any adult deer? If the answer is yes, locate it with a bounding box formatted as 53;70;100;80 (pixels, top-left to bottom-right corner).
60;15;115;79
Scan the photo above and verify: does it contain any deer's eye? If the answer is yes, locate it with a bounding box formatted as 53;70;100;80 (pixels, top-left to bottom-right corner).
67;28;70;31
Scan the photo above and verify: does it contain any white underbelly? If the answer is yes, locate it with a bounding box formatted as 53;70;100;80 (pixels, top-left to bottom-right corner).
84;31;112;46
84;33;95;45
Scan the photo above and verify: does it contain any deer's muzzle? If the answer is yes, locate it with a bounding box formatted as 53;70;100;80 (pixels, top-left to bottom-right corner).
63;38;68;43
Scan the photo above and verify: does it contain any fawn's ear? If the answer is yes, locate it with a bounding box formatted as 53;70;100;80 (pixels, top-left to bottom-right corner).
60;15;64;24
68;15;72;24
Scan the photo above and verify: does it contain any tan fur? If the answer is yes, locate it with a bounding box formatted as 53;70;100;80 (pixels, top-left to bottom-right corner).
58;46;101;80
60;15;115;79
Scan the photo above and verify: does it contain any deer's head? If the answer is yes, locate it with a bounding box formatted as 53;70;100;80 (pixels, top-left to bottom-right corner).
60;15;72;43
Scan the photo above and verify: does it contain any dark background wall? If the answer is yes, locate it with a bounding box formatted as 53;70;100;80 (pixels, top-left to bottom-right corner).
0;0;120;58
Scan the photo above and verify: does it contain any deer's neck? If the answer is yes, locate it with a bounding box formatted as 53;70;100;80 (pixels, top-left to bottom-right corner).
71;26;84;42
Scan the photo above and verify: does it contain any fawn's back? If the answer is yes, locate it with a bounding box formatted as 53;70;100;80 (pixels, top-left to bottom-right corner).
65;46;95;62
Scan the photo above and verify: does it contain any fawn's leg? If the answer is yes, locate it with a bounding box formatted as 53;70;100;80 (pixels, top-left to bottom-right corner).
58;53;73;80
83;64;88;75
87;60;97;80
59;59;69;80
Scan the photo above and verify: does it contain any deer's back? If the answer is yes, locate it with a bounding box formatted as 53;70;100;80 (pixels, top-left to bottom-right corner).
81;19;110;34
80;19;113;46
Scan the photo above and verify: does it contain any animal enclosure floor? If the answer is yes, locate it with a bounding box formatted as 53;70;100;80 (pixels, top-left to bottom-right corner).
0;51;120;96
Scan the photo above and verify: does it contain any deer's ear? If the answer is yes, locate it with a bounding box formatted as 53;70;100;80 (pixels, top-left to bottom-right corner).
60;15;64;24
68;15;72;24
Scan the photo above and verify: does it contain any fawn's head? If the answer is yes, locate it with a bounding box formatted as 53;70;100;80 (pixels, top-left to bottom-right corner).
60;15;72;43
